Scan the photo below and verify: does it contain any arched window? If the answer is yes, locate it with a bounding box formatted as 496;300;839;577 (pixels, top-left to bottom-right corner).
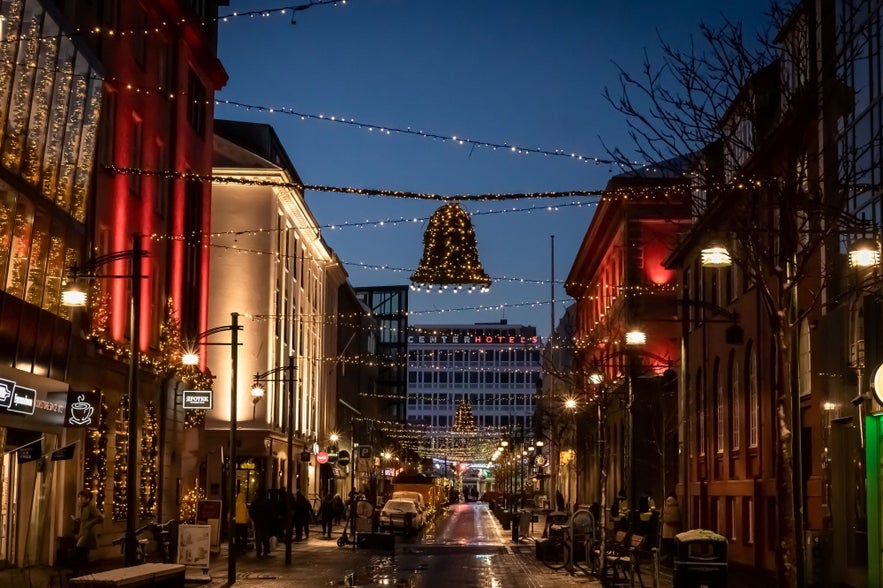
748;342;759;448
697;368;705;457
730;350;741;451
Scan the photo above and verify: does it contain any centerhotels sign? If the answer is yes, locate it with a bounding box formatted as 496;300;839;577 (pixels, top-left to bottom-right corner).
407;328;538;346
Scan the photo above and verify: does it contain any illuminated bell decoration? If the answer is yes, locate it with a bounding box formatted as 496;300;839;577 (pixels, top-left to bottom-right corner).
410;203;491;292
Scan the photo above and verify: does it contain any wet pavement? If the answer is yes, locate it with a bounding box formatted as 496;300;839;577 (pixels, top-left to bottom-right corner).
0;502;772;587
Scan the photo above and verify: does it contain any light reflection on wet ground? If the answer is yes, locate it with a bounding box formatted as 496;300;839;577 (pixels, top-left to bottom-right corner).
354;503;521;587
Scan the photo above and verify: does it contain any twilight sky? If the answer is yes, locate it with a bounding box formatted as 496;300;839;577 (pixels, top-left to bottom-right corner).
216;0;772;339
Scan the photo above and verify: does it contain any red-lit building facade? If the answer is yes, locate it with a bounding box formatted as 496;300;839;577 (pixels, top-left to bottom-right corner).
558;165;690;519
0;0;227;567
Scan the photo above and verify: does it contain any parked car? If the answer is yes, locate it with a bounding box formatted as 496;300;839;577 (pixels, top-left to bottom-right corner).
379;499;424;534
391;491;425;512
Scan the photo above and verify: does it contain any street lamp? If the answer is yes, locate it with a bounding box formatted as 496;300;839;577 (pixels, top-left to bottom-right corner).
182;313;243;585
249;356;297;565
62;232;147;567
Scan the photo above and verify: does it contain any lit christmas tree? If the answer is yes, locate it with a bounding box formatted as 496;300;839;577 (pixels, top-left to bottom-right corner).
452;400;477;432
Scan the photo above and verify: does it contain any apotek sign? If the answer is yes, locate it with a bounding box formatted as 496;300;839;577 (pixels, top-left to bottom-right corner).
183;390;213;410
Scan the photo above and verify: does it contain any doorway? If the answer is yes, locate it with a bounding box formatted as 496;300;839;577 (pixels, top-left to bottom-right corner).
831;417;867;587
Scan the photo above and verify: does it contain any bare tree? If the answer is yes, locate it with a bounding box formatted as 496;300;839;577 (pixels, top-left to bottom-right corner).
603;4;866;587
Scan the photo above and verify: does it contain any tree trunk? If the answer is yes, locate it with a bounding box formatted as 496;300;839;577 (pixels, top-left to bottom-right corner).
775;319;798;588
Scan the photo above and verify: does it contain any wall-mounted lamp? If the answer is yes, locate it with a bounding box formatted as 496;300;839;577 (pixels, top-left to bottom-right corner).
60;282;87;307
849;238;880;268
700;245;733;268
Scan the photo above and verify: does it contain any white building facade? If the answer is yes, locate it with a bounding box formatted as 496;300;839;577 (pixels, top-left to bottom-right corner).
406;321;541;430
201;121;346;504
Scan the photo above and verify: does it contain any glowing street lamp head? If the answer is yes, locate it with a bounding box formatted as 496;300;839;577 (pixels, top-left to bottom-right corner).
181;351;199;366
565;398;577;410
61;283;88;307
625;330;646;346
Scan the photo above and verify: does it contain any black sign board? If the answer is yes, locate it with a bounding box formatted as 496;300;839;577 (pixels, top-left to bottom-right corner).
64;391;101;427
8;385;36;415
300;451;311;462
337;450;350;467
183;390;213;410
357;445;372;459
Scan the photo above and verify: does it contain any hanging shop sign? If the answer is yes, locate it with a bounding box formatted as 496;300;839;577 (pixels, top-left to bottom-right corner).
64;391;101;427
0;378;37;415
8;385;36;416
182;390;213;410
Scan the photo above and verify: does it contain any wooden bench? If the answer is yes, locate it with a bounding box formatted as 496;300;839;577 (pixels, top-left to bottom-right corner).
69;563;185;587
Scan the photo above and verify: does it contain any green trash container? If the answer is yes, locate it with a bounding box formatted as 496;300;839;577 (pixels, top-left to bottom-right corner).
673;529;728;588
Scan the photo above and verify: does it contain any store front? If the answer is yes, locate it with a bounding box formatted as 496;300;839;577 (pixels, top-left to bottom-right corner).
0;368;76;568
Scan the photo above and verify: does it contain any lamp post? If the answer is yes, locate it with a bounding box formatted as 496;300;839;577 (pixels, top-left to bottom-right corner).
63;232;148;567
249;355;297;564
182;313;243;585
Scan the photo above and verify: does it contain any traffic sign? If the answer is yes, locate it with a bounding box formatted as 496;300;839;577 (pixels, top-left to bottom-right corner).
337;450;350;467
358;445;372;459
316;451;329;464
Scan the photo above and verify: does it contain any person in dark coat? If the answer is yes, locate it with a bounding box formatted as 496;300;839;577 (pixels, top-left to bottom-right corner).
71;490;104;576
318;493;335;538
293;490;313;541
332;494;345;526
248;489;274;557
555;489;566;512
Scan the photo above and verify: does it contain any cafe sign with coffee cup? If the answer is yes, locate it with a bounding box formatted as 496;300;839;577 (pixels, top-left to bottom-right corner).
63;391;101;428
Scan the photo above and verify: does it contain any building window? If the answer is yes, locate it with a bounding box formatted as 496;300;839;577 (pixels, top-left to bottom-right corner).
187;69;206;135
730;352;741;451
798;319;812;397
749;346;759;448
129;116;142;197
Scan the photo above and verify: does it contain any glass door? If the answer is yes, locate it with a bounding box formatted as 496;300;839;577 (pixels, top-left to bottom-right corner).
0;448;18;568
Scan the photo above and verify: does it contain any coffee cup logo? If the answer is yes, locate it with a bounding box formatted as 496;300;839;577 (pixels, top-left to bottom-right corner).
69;395;94;425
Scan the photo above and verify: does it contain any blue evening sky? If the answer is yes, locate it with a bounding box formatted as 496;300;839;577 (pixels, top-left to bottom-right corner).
216;0;772;339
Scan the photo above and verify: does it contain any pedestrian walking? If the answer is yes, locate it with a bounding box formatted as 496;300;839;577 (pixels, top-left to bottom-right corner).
319;493;335;538
555;489;566;512
294;489;313;541
332;494;345;526
249;488;274;557
234;488;250;554
71;490;104;576
612;489;629;531
638;490;658;537
661;493;682;560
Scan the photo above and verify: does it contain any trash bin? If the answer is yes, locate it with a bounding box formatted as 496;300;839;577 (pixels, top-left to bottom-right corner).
511;512;521;542
673;529;728;588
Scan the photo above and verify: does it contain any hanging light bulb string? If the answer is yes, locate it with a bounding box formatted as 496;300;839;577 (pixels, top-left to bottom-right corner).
216;99;627;167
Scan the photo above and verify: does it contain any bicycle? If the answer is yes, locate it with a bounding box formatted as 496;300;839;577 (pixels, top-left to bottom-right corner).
111;523;152;563
538;527;570;570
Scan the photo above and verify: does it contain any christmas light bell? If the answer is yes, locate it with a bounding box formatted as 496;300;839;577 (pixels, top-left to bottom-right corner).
410;203;491;292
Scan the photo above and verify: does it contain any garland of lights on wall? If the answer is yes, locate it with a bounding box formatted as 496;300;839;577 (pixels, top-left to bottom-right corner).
84;401;109;512
139;402;159;519
112;396;129;522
